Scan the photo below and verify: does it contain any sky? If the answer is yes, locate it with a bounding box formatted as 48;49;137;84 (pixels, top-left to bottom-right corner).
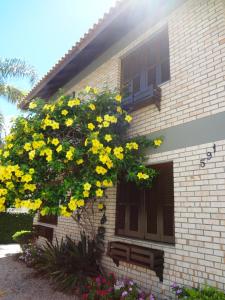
0;0;117;132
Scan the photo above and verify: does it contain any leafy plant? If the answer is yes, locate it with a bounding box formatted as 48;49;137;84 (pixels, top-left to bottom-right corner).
171;283;225;299
0;88;162;218
12;230;35;244
32;232;104;293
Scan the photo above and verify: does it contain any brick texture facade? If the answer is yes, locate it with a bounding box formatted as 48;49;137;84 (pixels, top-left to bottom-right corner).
34;0;225;298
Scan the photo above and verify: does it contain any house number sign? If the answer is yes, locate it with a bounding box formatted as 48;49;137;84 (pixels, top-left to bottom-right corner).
200;144;216;168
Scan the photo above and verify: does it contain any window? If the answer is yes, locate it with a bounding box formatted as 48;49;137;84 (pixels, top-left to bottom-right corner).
121;28;170;106
39;214;58;225
115;162;174;244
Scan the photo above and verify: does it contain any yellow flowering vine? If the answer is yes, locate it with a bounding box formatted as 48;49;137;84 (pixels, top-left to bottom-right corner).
0;88;162;217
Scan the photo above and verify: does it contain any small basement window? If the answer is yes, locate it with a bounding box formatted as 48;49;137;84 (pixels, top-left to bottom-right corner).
115;162;175;244
39;214;58;225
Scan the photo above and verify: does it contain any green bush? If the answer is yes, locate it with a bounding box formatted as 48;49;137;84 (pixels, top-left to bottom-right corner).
12;230;35;245
0;212;33;244
172;283;225;300
182;286;225;300
31;232;103;293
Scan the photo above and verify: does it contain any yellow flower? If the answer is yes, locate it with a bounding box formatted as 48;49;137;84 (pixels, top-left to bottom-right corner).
98;203;104;210
24;143;32;151
109;116;117;123
93;88;98;94
76;159;84;165
3;151;9;158
126;142;139;150
95;166;107;175
21;174;32;183
77;199;84;207
154;139;162;147
29;168;35;174
96;189;103;197
96;116;103;123
68;98;80;107
34;199;42;209
105;146;111;154
66;148;74;160
83;182;91;191
68;199;77;211
104;134;112;142
61;109;68;116
29;102;37;109
32;140;45;149
117;106;122;114
88;123;95;131
6;182;14;189
24;183;36;192
49;104;55;112
115;95;122;102
137;172;149;180
103;121;109;128
113;147;124;160
0;189;7;196
96;181;101;187
85;86;91;93
29;150;36;160
43;104;51;110
56;145;62;152
7;143;13;149
60;205;72;217
83;190;89;198
65;118;74;127
52;121;59;130
89;103;96;111
125;115;132;123
5;134;14;142
102;179;113;187
51;138;60;146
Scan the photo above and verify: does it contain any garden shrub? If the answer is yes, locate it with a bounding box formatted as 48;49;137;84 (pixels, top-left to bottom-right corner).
0;212;33;244
12;230;36;246
172;283;225;299
26;232;104;293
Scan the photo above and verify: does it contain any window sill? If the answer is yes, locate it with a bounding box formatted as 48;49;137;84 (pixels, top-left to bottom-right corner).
35;221;57;229
114;234;175;250
158;78;170;88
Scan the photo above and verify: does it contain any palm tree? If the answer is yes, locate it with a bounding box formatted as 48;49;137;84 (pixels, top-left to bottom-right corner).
0;58;37;138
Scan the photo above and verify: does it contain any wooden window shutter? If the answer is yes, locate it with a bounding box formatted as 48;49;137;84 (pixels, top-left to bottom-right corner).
116;180;144;239
145;162;174;243
161;162;175;243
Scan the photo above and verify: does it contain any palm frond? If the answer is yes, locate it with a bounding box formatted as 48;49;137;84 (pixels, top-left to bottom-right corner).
0;84;25;103
0;58;37;85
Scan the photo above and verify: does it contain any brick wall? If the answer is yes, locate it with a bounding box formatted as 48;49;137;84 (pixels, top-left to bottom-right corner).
52;139;225;298
34;0;225;298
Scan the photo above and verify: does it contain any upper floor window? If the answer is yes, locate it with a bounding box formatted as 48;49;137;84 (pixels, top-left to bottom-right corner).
115;162;174;244
121;28;170;107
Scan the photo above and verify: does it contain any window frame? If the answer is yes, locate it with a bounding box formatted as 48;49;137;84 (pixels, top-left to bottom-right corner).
115;162;175;244
120;27;170;107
